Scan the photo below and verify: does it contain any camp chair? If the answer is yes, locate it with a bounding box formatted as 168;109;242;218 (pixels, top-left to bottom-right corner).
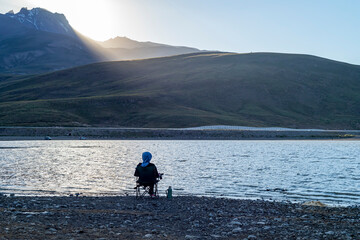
135;173;163;198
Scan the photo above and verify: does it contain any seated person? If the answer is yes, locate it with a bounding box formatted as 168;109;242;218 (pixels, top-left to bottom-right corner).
134;152;159;196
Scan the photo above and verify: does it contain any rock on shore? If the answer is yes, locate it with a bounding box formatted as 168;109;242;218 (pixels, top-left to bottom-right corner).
0;196;359;239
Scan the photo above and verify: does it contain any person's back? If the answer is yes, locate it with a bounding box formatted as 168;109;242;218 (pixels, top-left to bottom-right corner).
135;162;158;184
134;152;159;196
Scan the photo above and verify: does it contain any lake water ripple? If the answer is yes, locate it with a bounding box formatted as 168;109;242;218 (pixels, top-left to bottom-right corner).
0;140;359;205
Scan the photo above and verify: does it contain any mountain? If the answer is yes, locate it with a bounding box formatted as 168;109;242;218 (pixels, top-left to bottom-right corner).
5;7;76;38
0;8;201;74
99;36;166;49
100;36;198;51
1;52;360;129
99;36;201;60
0;8;106;74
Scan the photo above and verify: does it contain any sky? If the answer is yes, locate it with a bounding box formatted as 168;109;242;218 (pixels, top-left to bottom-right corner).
1;0;360;64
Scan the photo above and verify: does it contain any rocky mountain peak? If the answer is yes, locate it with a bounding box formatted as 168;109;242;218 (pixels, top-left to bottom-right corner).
5;7;76;38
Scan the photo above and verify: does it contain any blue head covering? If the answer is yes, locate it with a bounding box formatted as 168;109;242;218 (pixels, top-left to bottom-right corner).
141;152;152;167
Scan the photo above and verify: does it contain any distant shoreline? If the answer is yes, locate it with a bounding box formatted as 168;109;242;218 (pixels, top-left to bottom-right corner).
0;136;360;141
0;126;359;140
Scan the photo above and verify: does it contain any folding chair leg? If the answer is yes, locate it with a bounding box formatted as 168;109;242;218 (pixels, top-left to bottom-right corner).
135;182;160;198
136;185;152;198
142;186;149;197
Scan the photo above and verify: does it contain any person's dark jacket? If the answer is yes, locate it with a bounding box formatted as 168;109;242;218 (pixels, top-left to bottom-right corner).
134;163;159;184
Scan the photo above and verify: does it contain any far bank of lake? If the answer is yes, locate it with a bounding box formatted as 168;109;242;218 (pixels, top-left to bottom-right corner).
0;126;359;140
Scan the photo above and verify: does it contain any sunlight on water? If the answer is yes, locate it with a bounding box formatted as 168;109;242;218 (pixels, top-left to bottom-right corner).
0;140;360;205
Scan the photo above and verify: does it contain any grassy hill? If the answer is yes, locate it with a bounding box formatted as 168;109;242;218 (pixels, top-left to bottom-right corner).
1;52;360;129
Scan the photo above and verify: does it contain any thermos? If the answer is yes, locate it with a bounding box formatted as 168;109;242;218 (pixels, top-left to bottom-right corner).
166;186;172;199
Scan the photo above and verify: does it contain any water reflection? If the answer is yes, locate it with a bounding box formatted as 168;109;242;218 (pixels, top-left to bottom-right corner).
0;140;360;205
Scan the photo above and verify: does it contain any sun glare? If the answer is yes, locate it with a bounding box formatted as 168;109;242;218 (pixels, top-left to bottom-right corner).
28;0;130;41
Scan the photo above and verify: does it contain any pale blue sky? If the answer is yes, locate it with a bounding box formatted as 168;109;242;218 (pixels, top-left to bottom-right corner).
1;0;360;64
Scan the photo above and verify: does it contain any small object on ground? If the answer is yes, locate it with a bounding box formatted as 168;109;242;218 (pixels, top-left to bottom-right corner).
232;227;242;233
166;186;172;199
143;233;153;238
44;136;52;140
302;201;327;207
185;235;201;239
79;136;86;140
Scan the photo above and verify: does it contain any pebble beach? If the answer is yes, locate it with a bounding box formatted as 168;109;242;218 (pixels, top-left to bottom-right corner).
1;195;359;239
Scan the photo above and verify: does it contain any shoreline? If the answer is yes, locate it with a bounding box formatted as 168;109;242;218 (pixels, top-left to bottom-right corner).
1;136;360;141
1;126;359;140
0;195;359;239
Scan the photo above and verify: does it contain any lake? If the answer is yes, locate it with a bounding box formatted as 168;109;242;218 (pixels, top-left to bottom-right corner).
0;140;359;205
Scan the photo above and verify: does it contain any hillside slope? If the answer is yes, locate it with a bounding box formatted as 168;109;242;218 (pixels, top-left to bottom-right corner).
1;52;360;129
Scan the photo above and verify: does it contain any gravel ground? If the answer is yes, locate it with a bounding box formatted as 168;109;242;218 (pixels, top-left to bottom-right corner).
0;196;359;239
